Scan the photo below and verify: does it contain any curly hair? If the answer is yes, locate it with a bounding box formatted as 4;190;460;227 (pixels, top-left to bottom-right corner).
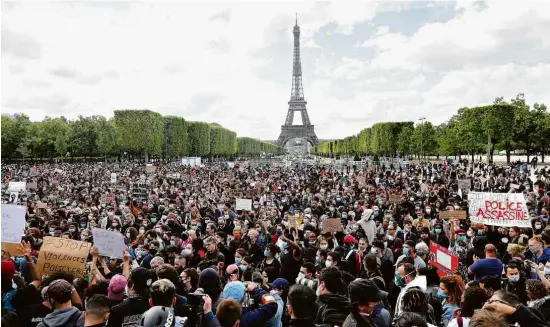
401;288;430;317
526;279;549;300
440;274;465;306
459;286;489;318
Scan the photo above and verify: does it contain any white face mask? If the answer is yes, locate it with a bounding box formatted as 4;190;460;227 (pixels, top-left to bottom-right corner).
467;231;473;237
298;272;305;279
325;260;332;268
320;244;328;250
370;247;379;254
139;229;145;234
544;268;550;275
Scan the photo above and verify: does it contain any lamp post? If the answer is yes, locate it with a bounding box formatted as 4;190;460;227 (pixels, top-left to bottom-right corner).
419;117;426;160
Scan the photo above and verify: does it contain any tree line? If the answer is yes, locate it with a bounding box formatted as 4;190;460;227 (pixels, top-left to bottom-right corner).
311;94;549;163
1;109;278;161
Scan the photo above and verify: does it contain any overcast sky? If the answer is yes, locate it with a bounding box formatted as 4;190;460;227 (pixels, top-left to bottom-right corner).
2;1;549;140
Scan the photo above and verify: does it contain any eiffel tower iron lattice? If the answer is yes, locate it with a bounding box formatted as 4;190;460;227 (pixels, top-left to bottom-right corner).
276;15;319;148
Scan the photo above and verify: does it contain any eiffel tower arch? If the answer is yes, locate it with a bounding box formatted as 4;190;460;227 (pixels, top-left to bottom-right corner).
276;16;319;149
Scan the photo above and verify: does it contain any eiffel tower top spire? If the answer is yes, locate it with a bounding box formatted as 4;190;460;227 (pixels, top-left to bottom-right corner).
291;13;304;101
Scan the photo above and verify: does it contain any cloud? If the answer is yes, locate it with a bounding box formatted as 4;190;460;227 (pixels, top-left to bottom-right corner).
1;1;549;141
1;28;42;59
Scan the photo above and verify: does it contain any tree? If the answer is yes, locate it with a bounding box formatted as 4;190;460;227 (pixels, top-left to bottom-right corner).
114;110;164;162
97;118;120;157
397;126;414;157
1;113;31;158
164;116;188;159
187;121;211;157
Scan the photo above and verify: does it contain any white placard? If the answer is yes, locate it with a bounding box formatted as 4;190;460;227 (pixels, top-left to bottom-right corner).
110;173;117;183
1;205;26;243
437;249;452;269
236;198;252;211
91;228;126;259
468;192;530;227
7;182;26;192
510;183;519;189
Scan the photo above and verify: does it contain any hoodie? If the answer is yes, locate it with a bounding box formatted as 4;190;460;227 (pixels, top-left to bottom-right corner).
316;293;350;327
37;307;82;327
395;275;428;317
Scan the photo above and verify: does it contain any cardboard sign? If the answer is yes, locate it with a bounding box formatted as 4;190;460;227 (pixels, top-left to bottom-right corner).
1;242;24;257
37;237;91;278
429;241;458;277
36;202;48;209
1;205;26;243
322;218;343;233
145;164;156;173
287;216;298;229
91;228;125;259
458;179;470;191
236;198;252;211
389;194;401;204
439;210;467;220
28;182;38;190
468;192;529;227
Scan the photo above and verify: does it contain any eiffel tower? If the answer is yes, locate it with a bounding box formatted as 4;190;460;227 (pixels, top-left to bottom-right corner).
276;15;319;149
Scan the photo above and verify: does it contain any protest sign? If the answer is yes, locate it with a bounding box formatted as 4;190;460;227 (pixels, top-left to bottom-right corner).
510;183;519;189
389;194;401;204
236;198;252;211
37;237;91;278
110;173;117;183
468;192;530;227
27;182;38;190
7;182;26;192
322;218;343;233
92;228;125;259
429;241;458;277
146;164;156;173
1;205;26;244
1;243;24;257
36;202;48;209
421;183;429;193
458;179;470;191
439;210;467;220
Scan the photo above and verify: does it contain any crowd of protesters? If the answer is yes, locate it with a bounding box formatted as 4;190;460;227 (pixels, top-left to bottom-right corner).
2;156;550;327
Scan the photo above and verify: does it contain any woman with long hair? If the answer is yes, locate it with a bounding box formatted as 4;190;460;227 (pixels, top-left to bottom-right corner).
439;275;465;327
260;244;280;276
447;286;490;327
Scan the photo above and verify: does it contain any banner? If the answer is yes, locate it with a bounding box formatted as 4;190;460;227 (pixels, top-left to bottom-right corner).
37;237;91;278
429;241;458;277
468;192;530;227
92;228;125;259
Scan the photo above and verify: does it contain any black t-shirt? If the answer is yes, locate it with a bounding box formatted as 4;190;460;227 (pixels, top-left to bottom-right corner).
107;295;150;327
21;303;52;327
13;283;42;315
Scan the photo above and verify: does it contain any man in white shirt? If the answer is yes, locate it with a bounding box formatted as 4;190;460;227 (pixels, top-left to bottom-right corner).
394;262;427;317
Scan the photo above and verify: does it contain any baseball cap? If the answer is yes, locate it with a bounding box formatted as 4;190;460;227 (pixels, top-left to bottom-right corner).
349;279;388;304
108;274;128;301
129;267;152;290
47;279;73;303
343;235;358;244
1;261;16;280
222;281;246;302
269;278;289;290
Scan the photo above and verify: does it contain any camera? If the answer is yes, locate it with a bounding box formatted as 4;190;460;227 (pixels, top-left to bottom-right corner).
181;288;205;327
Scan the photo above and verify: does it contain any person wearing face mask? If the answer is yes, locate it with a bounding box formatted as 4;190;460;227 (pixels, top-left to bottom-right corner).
431;223;449;248
295;262;318;290
260;244;281;274
343;279;390;327
315;267;350;326
265;278;288;327
396;241;426;269
394;263;428;318
502;262;529;304
279;233;303;287
220;281;278;327
532;219;546;235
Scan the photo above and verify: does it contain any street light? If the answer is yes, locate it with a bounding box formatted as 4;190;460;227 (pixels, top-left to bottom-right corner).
419;117;426;160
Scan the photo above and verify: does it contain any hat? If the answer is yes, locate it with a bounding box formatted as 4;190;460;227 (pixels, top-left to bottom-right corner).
130;267;153;290
47;279;73;303
349;279;388;304
222;281;246;302
108;274;128;300
269;278;289;290
344;235;358;244
1;261;16;280
455;229;466;234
